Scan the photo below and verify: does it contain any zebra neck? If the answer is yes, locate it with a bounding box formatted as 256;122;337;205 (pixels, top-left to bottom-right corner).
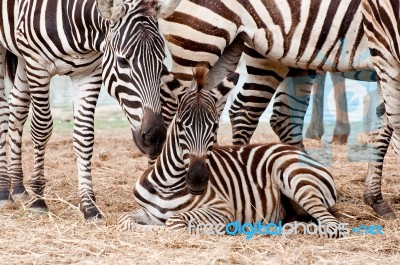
67;0;110;52
152;127;188;192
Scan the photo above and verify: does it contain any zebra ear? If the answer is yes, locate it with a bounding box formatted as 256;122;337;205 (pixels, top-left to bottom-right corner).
146;0;182;18
160;65;186;102
210;72;240;116
97;0;126;21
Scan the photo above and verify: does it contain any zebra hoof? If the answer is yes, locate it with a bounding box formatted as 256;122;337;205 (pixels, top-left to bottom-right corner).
331;134;348;145
11;190;30;203
28;199;49;216
371;203;396;220
305;130;323;140
0;199;13;208
381;211;397;220
0;190;12;208
117;213;162;231
83;207;104;221
363;190;396;219
371;202;397;220
117;213;138;230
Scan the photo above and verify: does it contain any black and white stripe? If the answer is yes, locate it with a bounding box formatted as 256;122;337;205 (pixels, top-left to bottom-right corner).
157;0;399;219
0;0;181;219
119;68;339;237
158;0;375;148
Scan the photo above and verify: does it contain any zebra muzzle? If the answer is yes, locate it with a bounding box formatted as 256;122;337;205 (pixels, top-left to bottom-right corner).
132;108;167;158
186;157;209;195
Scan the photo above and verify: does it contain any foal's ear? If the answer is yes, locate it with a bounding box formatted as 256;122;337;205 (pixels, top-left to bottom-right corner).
97;0;126;21
145;0;182;18
210;72;240;116
160;65;186;103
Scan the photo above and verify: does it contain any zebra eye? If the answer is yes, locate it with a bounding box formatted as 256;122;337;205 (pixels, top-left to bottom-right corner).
176;119;182;127
213;123;219;132
117;56;130;67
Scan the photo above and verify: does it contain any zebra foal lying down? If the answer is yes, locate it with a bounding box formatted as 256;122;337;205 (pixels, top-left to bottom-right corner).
119;68;340;237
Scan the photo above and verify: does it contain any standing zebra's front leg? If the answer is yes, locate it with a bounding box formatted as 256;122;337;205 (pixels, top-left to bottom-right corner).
364;105;396;219
0;47;11;205
305;73;350;144
331;73;350;144
305;73;325;140
71;71;102;220
26;64;52;212
7;59;31;202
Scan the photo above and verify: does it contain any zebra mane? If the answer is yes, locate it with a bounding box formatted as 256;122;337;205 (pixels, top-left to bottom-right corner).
192;66;209;92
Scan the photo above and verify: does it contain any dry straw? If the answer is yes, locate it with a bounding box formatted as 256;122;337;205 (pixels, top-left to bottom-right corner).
0;125;399;264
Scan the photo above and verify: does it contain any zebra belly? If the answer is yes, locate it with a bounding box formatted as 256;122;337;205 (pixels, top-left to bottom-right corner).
208;153;286;224
248;0;373;72
252;27;373;72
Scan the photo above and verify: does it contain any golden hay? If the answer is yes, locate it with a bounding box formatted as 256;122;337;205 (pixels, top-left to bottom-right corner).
0;123;399;264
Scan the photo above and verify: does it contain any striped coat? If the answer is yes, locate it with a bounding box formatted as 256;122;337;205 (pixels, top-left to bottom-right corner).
119;68;340;237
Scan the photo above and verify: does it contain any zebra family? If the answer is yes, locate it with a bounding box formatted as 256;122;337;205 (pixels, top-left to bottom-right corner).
118;67;340;238
158;0;397;218
0;0;181;219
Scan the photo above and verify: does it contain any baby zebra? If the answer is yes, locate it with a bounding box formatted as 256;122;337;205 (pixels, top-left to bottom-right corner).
118;67;340;237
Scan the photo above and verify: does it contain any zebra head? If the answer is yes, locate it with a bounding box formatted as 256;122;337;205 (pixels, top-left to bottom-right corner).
163;67;239;195
97;0;181;159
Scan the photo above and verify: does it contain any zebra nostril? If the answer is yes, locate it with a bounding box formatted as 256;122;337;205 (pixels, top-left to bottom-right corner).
141;131;147;140
142;127;166;147
141;131;152;146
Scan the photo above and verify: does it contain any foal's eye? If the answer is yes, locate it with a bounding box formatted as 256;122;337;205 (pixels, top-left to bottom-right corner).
212;122;219;132
117;56;130;67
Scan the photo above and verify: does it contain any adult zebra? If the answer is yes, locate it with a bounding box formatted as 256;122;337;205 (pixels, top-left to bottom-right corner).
158;0;398;218
0;0;181;220
118;67;340;238
159;0;376;149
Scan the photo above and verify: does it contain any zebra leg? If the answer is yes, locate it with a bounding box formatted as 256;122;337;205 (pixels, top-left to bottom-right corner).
71;72;102;220
331;73;350;144
165;205;233;234
8;59;31;202
275;165;340;237
0;47;10;205
118;205;234;233
364;108;396;219
362;0;400;160
305;73;325;140
117;208;162;230
229;46;286;145
270;75;314;151
26;65;52;213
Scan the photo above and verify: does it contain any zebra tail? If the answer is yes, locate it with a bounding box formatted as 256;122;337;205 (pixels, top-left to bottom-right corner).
5;50;17;83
